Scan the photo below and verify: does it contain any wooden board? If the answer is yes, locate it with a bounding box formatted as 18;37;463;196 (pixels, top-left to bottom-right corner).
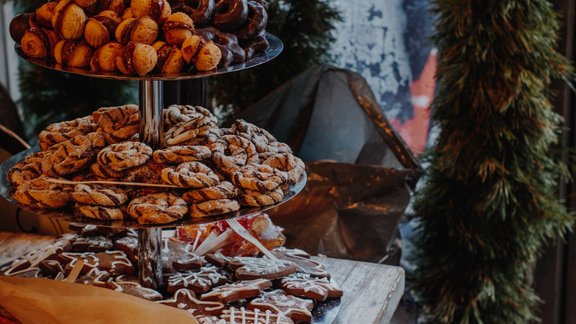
315;257;405;324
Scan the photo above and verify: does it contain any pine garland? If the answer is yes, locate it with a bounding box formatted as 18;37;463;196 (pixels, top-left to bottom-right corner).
409;1;574;323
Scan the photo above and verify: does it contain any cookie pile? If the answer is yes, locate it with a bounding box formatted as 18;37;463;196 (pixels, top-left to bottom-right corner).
0;224;343;323
8;104;305;225
11;0;270;75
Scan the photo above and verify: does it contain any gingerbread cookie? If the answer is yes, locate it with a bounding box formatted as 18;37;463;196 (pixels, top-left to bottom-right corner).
271;247;330;278
127;193;188;224
97;141;153;172
158;289;225;317
189;199;240;218
71;235;113;252
58;250;134;276
280;273;343;301
113;235;138;263
248;289;314;323
39;259;66;277
228;257;298;280
201;278;272;304
182;181;238;203
220;307;294;324
105;277;163;301
161;237;205;273
166;266;228;294
153;145;212;164
75;267;111;286
161;161;220;188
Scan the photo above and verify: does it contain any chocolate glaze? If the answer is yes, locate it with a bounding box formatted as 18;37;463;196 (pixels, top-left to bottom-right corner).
120;19;138;45
234;1;267;41
186;0;215;27
242;33;268;60
86;0;112;14
212;0;248;31
61;40;76;66
94;15;118;35
154;44;173;73
215;44;233;67
122;42;137;74
149;0;164;22
55;0;74;38
197;27;244;63
91;51;103;71
163;21;194;32
29;27;51;55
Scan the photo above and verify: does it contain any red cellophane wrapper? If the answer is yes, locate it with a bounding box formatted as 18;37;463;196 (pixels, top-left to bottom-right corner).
176;213;286;256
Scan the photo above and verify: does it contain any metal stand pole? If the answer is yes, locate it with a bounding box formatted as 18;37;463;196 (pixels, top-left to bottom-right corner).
137;79;164;289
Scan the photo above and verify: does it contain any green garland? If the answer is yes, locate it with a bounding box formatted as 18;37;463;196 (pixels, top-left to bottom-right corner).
409;1;574;323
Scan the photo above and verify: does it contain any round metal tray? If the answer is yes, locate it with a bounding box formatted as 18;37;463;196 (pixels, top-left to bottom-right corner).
16;33;283;81
0;147;306;229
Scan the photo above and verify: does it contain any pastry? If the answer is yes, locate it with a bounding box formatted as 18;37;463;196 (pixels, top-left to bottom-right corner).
160;161;220;188
248;289;314;323
182;181;238;203
39;116;96;150
161;237;205;273
197;27;244;64
175;0;215;27
85;0;126;15
89;161;123;179
212;0;248;31
157;289;225;317
20;28;58;59
115;17;158;45
130;0;171;22
153;145;211;164
93;104;139;143
193;40;221;71
84;10;120;48
122;161;165;185
152;41;185;74
181;34;203;64
75;0;98;9
243;33;269;60
231;119;291;154
116;42;158;75
220;307;294;324
189;198;240;217
53;39;93;68
75;204;127;220
239;187;283;207
234;0;267;41
71;184;128;206
35;2;57;28
13;176;71;209
8;152;45;187
97;141;153;172
104;277;164;301
41;133;106;177
52;0;87;40
90;41;122;72
209;135;257;175
261;153;305;185
163;105;218;129
164;116;219;147
162;12;194;46
127;192;188;224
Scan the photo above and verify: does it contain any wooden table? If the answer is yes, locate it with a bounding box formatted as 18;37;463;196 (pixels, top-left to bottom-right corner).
0;232;404;323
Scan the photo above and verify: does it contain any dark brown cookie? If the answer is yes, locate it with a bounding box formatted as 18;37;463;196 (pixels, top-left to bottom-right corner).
200;278;272;304
280;273;343;301
227;257;298;280
165;266;228;294
71;235;113;252
220;307;294;324
248;289;314;323
113;235;138;264
161;238;205;273
157;289;225;317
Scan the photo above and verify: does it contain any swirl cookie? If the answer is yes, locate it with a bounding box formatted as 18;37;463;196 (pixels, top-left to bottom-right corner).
75;204;127;220
127;192;188;224
93;104;139;143
41;133;106;176
153;145;211;164
262;153;305;185
71;184;128;206
8;152;45;187
231;164;285;192
164;116;219;147
161;162;219;188
89;162;123;179
231;119;292;154
39;116;96;150
13;176;72;209
189;198;240;218
210;135;257;175
163;105;218;130
239;187;283;207
97;141;153;172
182;181;238;203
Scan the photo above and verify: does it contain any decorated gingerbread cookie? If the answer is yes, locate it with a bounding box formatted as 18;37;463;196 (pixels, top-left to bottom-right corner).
58;250;134;275
71;235;113;252
227;257;298;280
113;235;138;263
248;289;314;323
105;276;163;301
220;307;294;324
162;238;205;273
165;265;228;294
271;247;330;278
280;273;343;301
75;268;111;286
201;278;272;304
158;289;225;316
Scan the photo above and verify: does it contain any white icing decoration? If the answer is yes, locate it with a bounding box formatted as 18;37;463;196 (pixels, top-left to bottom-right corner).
168;267;225;289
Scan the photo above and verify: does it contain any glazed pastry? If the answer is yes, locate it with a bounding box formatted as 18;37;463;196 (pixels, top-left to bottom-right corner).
85;0;126;15
160;161;220;188
243;33;268;60
189;198;240;217
181;34;203;64
35;2;57;28
130;0;171;22
52;0;87;40
194;41;221;71
41;133;106;177
90;41;122;72
20;28;58;59
162;12;194;46
115;17;158;45
74;0;98;9
84;10;120;48
171;0;214;27
97;141;153;172
116;42;158;76
53;40;93;68
212;0;248;31
234;1;267;41
152;41;184;74
76;204;127;220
